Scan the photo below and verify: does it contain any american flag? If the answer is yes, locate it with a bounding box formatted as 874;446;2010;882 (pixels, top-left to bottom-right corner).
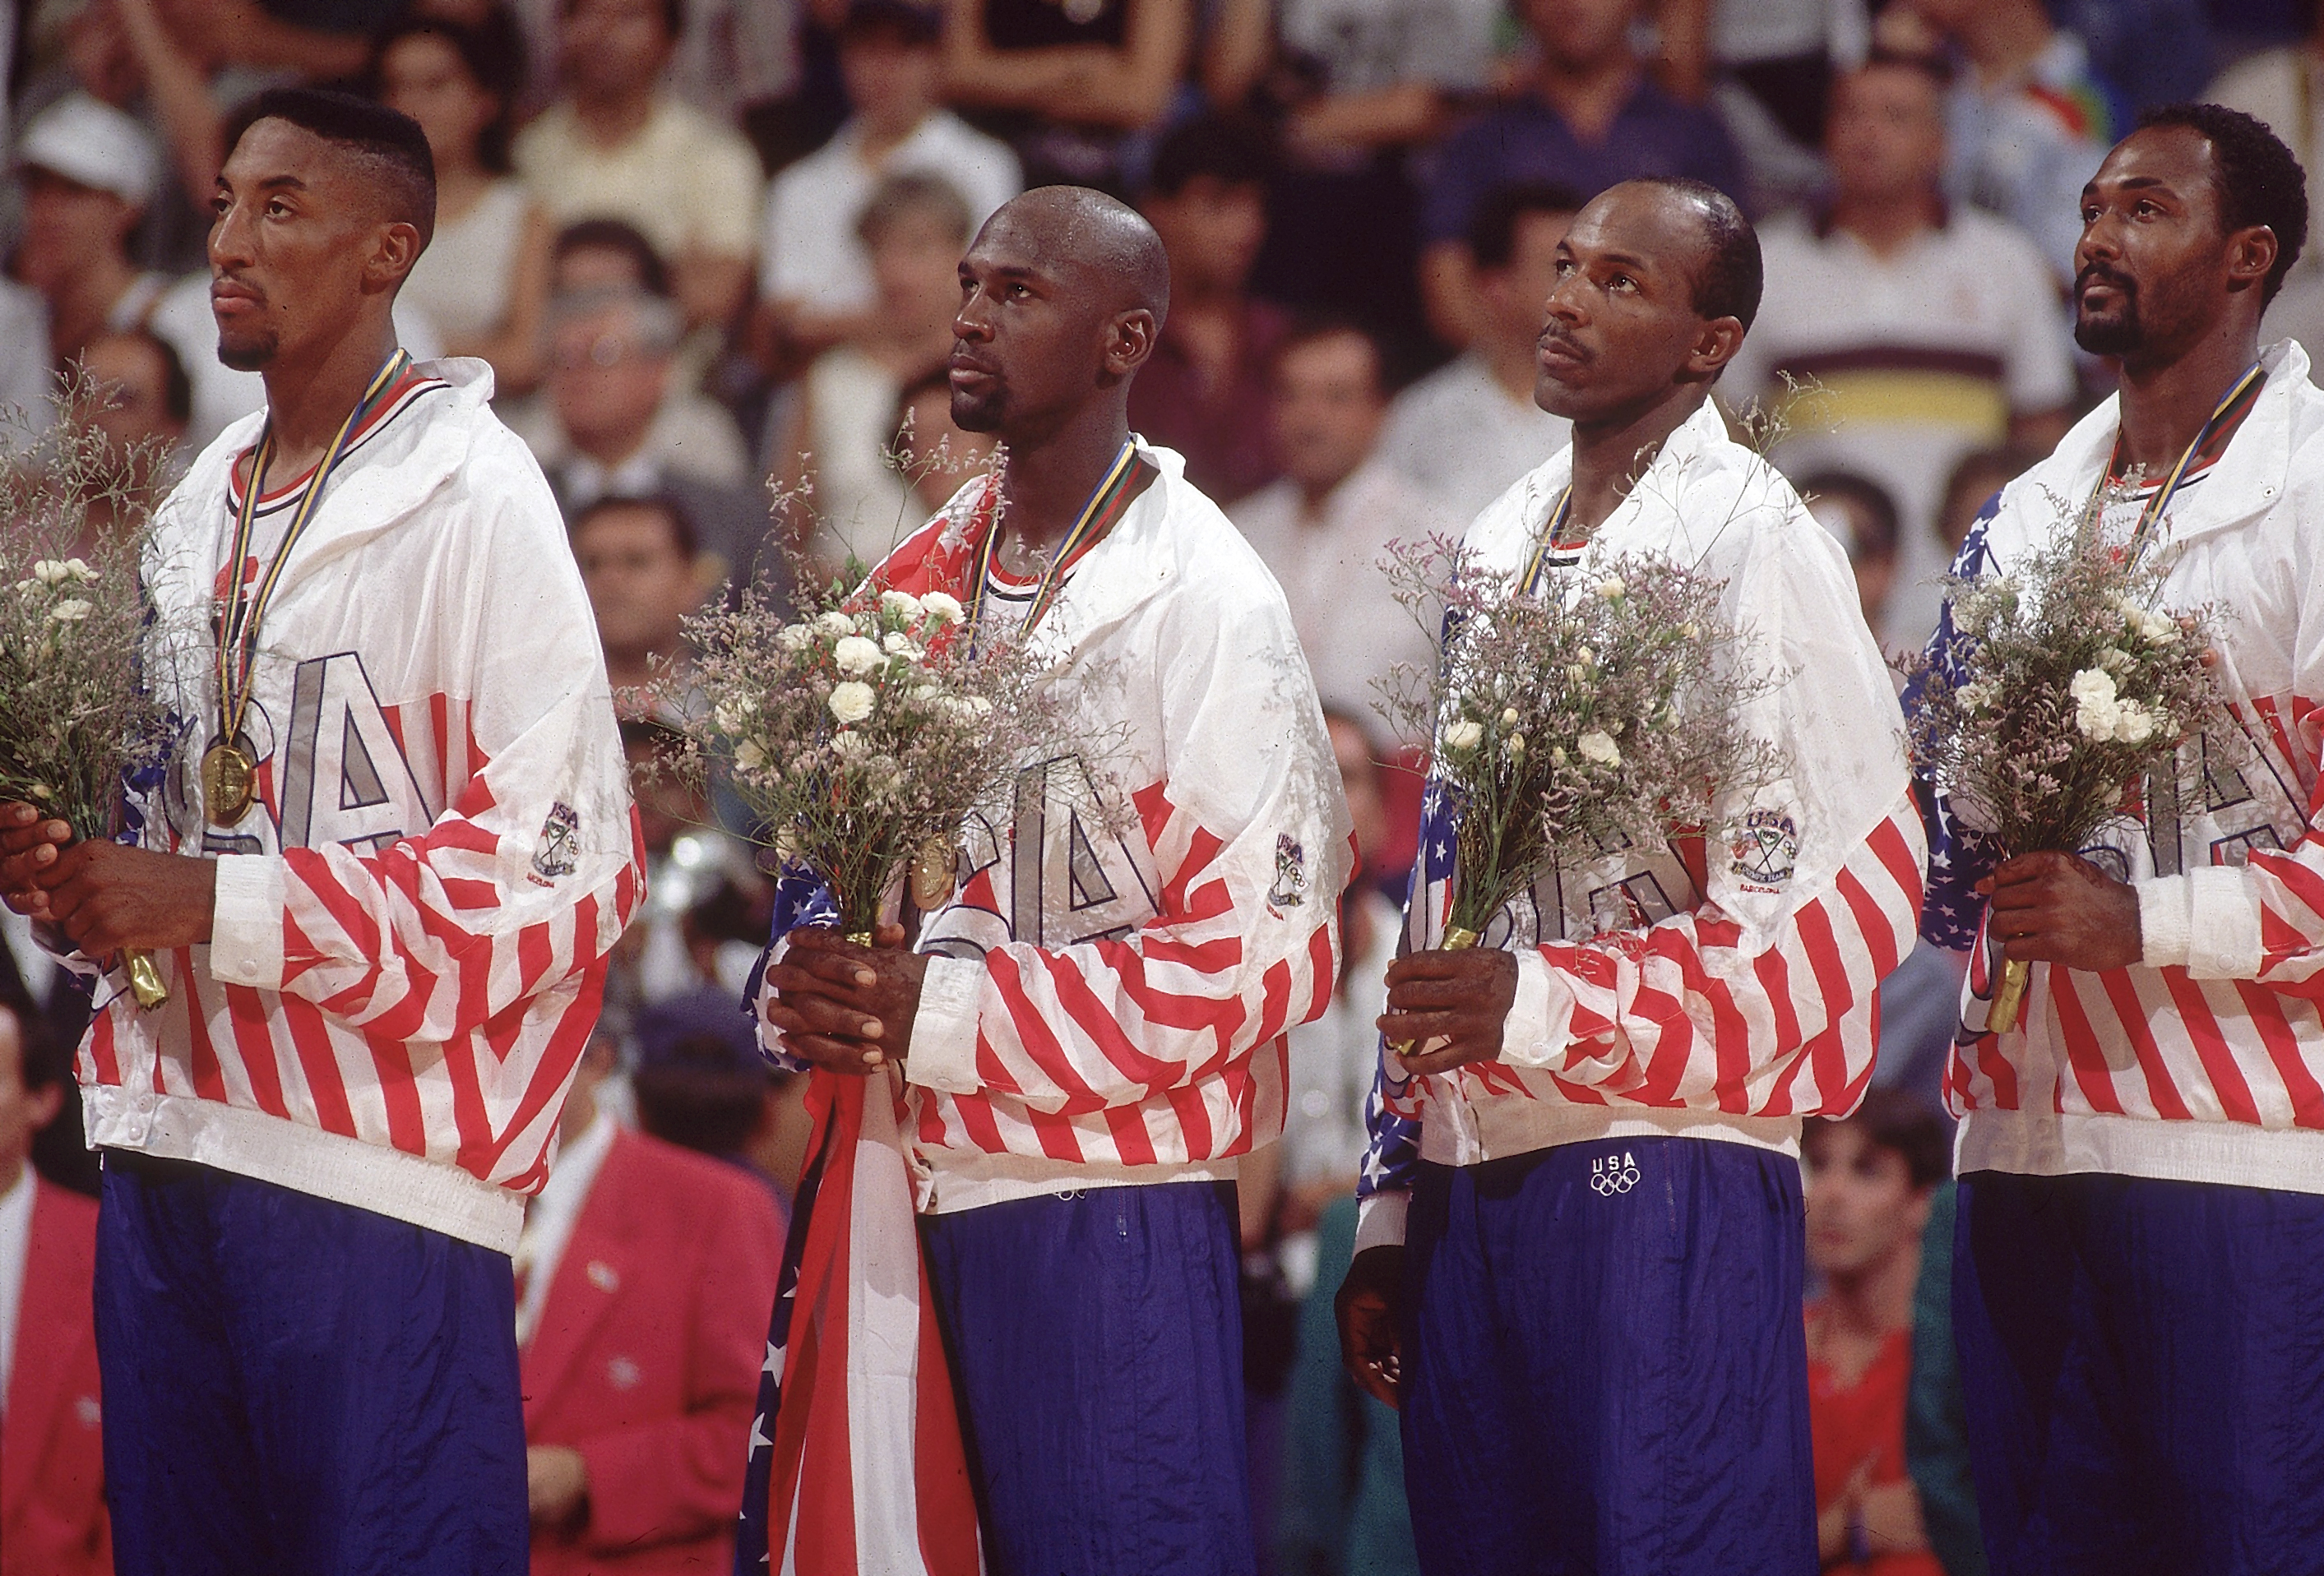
734;868;984;1574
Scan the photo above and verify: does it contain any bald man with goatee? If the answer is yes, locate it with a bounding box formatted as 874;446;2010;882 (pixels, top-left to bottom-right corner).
761;187;1353;1573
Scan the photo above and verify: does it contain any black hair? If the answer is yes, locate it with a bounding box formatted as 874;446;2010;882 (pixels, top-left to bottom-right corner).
1803;1089;1949;1190
552;217;673;298
1143;113;1271;201
560;0;683;40
572;492;700;559
1465;180;1585;270
2138;101;2309;306
1627;175;1762;330
224;86;437;247
1800;469;1900;564
368;7;528;175
1266;312;1386;396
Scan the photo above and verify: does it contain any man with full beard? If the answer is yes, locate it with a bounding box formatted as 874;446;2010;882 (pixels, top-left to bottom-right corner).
1913;105;2324;1575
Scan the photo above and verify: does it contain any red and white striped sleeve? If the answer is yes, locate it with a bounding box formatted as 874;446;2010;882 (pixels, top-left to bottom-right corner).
1504;797;1926;1115
205;489;645;1040
2138;706;2324;991
903;583;1354;1115
1500;501;1928;1116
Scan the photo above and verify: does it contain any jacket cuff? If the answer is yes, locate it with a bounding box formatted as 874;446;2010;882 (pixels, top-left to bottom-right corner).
2139;866;2262;979
904;954;984;1095
207;855;286;991
1500;950;1576;1069
1353;1190;1409;1253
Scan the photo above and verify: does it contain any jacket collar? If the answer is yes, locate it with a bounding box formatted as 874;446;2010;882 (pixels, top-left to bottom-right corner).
1473;394;1734;575
172;355;494;554
1010;436;1185;673
2031;337;2306;545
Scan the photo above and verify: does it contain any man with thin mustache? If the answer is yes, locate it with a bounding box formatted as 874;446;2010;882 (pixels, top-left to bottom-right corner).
1336;176;1924;1576
1913;104;2324;1576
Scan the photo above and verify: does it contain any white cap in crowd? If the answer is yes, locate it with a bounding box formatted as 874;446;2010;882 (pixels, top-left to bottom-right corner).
16;92;163;210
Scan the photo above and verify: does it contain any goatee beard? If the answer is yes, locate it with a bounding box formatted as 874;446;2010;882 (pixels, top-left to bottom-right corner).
2074;309;2141;358
217;332;279;373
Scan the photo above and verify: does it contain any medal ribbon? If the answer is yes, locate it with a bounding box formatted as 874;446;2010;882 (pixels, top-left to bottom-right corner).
963;437;1143;648
1520;485;1579;592
2109;359;2264;557
215;349;410;747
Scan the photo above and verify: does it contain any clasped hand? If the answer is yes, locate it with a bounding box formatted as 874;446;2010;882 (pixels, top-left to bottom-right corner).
1376;944;1518;1075
761;923;929;1077
0;802;216;954
1978;850;2142;973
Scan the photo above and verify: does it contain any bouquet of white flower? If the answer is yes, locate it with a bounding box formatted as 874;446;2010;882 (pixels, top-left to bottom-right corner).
1379;541;1780;949
0;396;177;1007
1900;478;2244;1028
646;575;1068;936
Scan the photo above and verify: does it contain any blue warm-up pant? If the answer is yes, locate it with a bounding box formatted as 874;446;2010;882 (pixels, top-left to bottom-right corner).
1399;1135;1817;1576
1954;1168;2324;1576
919;1178;1254;1576
95;1152;529;1576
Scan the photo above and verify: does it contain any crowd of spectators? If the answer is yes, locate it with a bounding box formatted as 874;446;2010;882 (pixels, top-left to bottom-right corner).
0;0;2308;1571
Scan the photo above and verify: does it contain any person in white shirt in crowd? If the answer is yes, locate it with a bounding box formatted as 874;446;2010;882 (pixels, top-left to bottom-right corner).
1726;49;2076;652
755;0;1019;361
373;9;556;397
1380;182;1579;527
1799;469;1902;641
1229;319;1447;746
768;173;977;579
513;0;764;332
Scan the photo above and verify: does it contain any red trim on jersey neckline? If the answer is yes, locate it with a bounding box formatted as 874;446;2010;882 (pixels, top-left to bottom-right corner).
226;363;447;511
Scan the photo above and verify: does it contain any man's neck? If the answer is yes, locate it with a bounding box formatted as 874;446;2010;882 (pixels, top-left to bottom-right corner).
1296;464;1358;515
0;1157;25;1204
1962;0;2053;84
574;83;657;147
1534;48;1639;141
857;105;933;163
1567;384;1708;534
1822;1245;1919;1339
1829;187;1943;261
996;403;1135;555
258;320;405;477
572;424;652;471
2115;320;2265;474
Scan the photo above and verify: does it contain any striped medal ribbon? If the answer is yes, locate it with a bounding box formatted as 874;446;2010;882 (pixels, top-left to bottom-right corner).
2113;358;2263;557
1519;484;1580;593
204;348;410;825
964;437;1143;649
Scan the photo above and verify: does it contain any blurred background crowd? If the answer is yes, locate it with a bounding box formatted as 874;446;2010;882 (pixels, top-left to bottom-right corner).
0;0;2313;1571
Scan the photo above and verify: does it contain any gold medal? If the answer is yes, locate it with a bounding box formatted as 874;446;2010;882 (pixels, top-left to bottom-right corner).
202;742;256;825
911;837;958;910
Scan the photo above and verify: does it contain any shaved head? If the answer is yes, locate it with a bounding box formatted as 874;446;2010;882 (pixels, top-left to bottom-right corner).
948;184;1170;441
988;186;1171;326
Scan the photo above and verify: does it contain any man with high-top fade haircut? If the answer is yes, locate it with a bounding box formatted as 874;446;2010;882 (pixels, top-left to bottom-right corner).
0;89;641;1575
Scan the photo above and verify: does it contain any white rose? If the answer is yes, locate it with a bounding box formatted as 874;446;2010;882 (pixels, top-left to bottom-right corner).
828;681;877;724
880;589;923;621
919;591;965;626
1577;730;1622;767
31;560;66;585
832;635;883;676
1576;646;1596;668
829;728;868;758
734;739;767;770
2071;668;2121;741
882;631;921;658
1595;576;1626;600
1507;733;1526;755
48;599;91;622
2114;701;2155;745
776;623;813;652
816;611;856;637
63;557;96;582
1500;706;1521;727
1442;719;1485;751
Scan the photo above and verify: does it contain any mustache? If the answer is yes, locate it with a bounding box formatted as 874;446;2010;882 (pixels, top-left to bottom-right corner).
1537;321;1589;360
2075;262;2135;299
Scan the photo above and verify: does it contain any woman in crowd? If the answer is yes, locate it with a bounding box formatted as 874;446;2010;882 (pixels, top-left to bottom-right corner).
373;8;555;394
937;0;1192;188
